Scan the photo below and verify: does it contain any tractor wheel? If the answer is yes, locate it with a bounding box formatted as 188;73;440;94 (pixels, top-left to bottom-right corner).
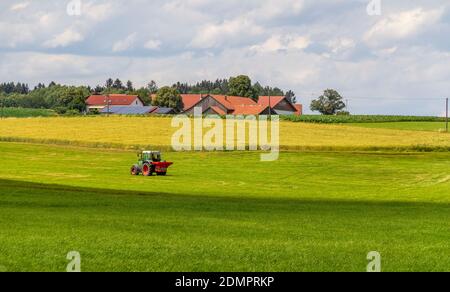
130;166;139;176
142;163;152;176
157;172;167;176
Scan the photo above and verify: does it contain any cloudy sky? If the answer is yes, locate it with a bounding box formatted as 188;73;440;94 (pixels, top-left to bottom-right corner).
0;0;449;115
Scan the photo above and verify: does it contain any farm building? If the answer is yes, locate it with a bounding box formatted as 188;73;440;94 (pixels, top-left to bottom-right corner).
86;94;145;113
151;107;178;115
88;93;302;116
181;94;302;116
257;96;303;116
100;106;158;115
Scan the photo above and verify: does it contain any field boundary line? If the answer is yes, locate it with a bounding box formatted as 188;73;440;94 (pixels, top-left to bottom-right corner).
1;136;450;153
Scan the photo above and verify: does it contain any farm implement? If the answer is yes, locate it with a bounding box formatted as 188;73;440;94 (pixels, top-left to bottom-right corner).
131;151;173;176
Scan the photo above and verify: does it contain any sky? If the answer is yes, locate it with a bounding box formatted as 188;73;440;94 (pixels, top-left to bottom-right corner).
0;0;449;115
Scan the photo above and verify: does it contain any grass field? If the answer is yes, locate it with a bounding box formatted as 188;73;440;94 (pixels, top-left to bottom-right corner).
0;142;449;272
0;117;449;271
1;116;449;151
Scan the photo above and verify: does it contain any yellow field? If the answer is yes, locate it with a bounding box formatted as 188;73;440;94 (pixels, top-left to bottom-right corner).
0;116;449;151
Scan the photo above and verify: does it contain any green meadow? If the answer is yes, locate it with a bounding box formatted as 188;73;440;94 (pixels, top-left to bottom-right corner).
0;107;56;118
0;142;449;272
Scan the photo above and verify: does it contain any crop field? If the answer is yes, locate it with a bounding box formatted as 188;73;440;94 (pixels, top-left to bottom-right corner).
0;116;449;151
350;122;448;132
0;142;449;272
281;114;446;124
0;117;449;272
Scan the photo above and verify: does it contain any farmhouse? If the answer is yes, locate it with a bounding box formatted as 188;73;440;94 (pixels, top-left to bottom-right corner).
87;93;302;116
181;94;302;116
86;94;145;113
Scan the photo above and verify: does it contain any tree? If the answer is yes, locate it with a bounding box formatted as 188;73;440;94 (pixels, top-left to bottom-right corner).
228;75;257;100
113;79;124;90
285;90;297;104
310;89;346;115
126;80;134;92
252;82;264;97
146;80;158;94
93;85;104;94
105;78;114;89
154;87;183;111
135;87;151;105
59;86;90;112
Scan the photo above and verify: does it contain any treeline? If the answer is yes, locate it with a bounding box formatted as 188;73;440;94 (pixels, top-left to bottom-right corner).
0;82;30;94
0;75;296;113
0;83;89;114
171;78;296;102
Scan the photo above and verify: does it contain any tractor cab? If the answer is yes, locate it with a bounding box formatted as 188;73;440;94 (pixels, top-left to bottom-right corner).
132;151;173;177
140;151;161;163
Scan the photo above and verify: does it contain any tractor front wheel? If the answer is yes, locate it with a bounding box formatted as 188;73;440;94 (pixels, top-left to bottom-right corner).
131;165;140;176
157;172;167;176
142;163;152;176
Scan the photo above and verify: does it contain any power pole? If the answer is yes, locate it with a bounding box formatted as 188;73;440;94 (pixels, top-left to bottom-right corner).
104;94;111;116
446;98;448;133
268;95;272;117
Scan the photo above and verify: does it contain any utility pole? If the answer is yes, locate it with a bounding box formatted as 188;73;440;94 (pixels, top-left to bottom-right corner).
268;95;272;117
104;94;111;116
446;98;448;133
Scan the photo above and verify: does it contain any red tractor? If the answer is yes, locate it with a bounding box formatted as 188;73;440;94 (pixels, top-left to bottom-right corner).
131;151;173;176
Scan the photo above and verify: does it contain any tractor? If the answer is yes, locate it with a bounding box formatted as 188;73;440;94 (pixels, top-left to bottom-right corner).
131;151;173;176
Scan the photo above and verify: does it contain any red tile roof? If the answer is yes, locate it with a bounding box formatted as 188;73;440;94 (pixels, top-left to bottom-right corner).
181;94;257;112
233;105;269;115
86;94;141;106
257;96;286;108
180;94;204;111
210;106;227;116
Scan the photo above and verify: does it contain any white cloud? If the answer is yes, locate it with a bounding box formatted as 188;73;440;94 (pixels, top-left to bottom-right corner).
112;33;138;52
251;35;310;53
248;0;304;19
82;2;115;22
0;0;449;115
364;8;445;47
144;39;162;50
327;38;356;54
43;29;84;48
10;2;29;11
190;17;263;48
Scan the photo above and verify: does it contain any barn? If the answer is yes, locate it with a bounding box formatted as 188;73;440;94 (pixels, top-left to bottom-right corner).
181;94;302;116
86;94;145;113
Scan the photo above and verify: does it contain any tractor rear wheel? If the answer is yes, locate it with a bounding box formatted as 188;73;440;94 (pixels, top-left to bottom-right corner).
130;166;139;176
142;163;152;176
